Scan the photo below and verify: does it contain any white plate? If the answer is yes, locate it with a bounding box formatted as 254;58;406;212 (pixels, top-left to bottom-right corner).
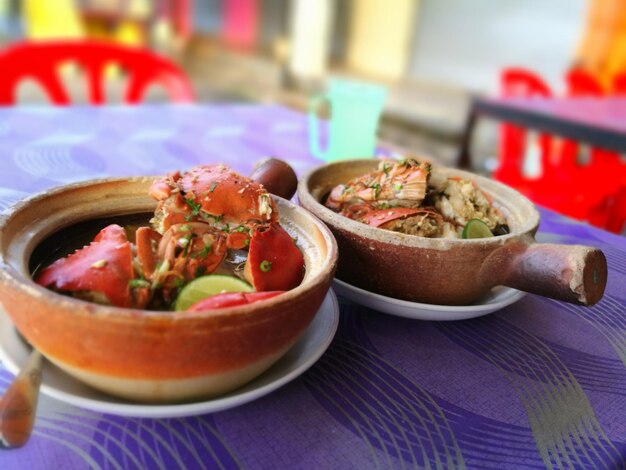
0;290;339;418
333;279;524;321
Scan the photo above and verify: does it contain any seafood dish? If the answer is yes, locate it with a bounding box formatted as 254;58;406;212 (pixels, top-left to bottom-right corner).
35;164;305;311
325;158;509;238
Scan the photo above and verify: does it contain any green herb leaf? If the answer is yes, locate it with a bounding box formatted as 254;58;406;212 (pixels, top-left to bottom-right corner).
193;243;212;259
372;183;382;198
129;279;150;288
209;181;218;192
185;198;202;216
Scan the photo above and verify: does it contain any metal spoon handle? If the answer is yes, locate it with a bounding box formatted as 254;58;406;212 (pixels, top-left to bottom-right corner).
0;350;42;449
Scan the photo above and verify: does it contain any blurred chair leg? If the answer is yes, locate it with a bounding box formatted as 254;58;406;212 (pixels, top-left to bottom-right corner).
606;188;626;234
457;100;478;170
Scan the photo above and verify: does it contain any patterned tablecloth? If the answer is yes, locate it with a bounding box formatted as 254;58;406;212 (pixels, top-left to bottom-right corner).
0;105;625;469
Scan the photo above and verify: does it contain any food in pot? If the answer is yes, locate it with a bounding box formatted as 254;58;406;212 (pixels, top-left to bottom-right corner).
35;164;305;310
325;158;508;238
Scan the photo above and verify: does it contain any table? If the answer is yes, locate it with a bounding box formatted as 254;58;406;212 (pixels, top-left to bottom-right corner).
1;104;625;469
457;97;626;169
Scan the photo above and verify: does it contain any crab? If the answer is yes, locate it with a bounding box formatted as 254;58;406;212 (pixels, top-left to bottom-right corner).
36;164;305;309
148;164;278;249
325;158;507;238
325;158;437;235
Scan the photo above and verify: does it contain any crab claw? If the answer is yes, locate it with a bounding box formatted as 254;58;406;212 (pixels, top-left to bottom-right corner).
244;223;304;291
36;225;147;308
187;291;284;312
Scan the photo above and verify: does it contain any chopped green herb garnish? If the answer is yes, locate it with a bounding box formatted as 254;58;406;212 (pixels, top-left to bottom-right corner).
382;163;390;175
173;277;186;288
236;225;246;233
201;211;223;223
193;243;212;259
372;183;382;198
195;265;207;278
180;234;193;257
179;224;192;232
185;198;202;216
260;260;272;272
209;181;218;192
129;279;150;288
394;183;403;191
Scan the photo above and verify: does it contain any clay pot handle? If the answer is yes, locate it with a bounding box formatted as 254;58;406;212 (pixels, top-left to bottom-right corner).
500;243;607;306
249;158;298;201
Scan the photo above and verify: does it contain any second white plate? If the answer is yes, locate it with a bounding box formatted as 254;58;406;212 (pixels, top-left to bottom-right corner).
333;279;524;321
0;290;340;418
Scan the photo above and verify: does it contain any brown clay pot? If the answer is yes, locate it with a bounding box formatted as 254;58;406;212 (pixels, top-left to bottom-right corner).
297;159;607;306
0;177;337;403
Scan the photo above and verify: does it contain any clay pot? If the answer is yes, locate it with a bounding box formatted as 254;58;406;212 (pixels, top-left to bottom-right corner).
297;159;607;306
0;177;337;403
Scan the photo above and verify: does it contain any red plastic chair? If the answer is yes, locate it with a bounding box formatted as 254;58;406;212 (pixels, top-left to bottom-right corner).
560;69;605;174
494;68;625;232
607;72;626;233
493;68;554;199
0;40;195;105
562;69;624;229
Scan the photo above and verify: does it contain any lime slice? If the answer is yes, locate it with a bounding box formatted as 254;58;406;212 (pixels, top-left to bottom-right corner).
462;219;494;239
175;275;254;311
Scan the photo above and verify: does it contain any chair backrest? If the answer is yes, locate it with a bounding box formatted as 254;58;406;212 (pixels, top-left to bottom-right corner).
495;68;553;184
0;40;195;105
565;68;604;96
501;68;552;97
613;71;626;94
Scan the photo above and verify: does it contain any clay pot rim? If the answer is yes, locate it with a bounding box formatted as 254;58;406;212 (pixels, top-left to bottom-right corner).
297;159;541;249
0;176;338;321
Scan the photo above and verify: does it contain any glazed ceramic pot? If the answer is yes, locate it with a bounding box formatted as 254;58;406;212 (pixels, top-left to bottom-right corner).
298;159;607;306
0;177;337;403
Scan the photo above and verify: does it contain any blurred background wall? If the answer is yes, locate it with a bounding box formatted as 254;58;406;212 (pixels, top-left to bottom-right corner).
409;0;587;93
0;0;620;170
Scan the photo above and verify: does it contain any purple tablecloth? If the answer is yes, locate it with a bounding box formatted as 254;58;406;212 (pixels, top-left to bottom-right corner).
0;104;625;469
